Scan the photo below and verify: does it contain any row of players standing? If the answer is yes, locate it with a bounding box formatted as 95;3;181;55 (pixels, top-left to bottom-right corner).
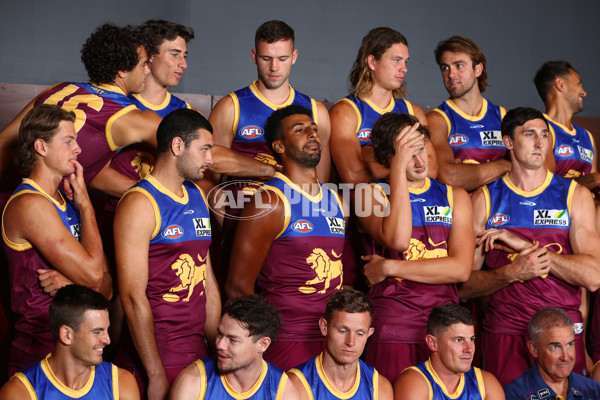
0;17;599;399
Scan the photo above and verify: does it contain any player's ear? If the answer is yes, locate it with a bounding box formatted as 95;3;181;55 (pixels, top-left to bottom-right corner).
367;327;374;339
34;138;48;156
425;334;438;352
503;135;513;150
367;55;376;71
554;76;565;93
272;140;285;156
251;48;257;65
319;317;328;337
291;48;298;65
474;62;483;78
256;336;271;353
171;137;184;156
527;340;538;358
59;325;74;346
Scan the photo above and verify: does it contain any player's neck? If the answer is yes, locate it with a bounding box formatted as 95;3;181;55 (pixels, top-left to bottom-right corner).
429;357;462;394
138;76;170;105
507;164;548;192
47;352;93;391
110;77;130;95
545;102;574;130
255;79;292;106
320;352;359;393
282;164;320;195
223;360;264;393
450;90;484;116
28;168;65;203
149;160;186;197
366;85;393;109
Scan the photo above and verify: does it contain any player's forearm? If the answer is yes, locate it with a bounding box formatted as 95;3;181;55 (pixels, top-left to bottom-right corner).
209;145;275;177
390;257;472;285
437;159;511;191
458;268;513;301
122;295;167;379
575;172;600;193
89;166;137;198
548;252;600;292
379;174;412;251
77;205;106;274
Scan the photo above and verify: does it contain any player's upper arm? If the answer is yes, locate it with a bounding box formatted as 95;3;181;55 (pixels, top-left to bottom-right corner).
315;101;332;182
169;362;202;400
393;368;430;400
470;187;489;271
447;186;475;281
208;95;235;148
329;100;364;185
226;188;284;298
110;108;162;149
114;190;156;298
4;194;103;287
481;370;505;400
118;367;141;400
426;110;454;165
287;371;310;400
378;373;394;400
0;376;32;400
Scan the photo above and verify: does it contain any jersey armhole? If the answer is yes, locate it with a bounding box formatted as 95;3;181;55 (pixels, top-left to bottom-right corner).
122;187;162;239
288;369;314;400
481;185;492;223
339;98;362;135
431;108;451;138
474;368;486;399
14;372;37;400
229;92;240;137
195;360;207;400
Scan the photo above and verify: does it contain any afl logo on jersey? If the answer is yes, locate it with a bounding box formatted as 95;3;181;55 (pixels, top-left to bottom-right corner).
240;126;263;139
163;225;184;239
489;214;509;226
557;145;574;156
449;134;468;146
357;129;371;143
292;220;314;233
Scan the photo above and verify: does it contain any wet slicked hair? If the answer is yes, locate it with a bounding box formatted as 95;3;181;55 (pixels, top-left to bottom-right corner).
223;295;281;342
255;20;295;49
534;61;576;103
501;107;548;140
156;108;213;154
427;304;475;337
434;35;488;93
349;27;409;99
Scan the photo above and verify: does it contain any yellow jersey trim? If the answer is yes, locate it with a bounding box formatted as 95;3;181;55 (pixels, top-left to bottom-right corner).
14;372;37;400
338;98;362;134
408;177;432;195
481;185;491;223
407;366;434;400
288;369;314;400
221;359;269;399
257;184;291;239
447;185;454;210
249;81;296;110
273;172;323;203
229;92;241;137
424;358;465;399
275;372;288;400
502;170;553;197
315;353;361;399
122;186;162;239
363;97;396;115
195;360;208;400
474;367;485;399
105;104;138;151
131;92;172;111
567;179;577;214
41;353;96;397
445;98;489;122
112;364;119;400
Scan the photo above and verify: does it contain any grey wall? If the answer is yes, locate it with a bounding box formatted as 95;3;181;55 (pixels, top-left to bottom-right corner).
1;0;599;115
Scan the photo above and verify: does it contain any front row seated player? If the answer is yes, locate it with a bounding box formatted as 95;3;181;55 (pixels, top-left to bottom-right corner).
169;295;300;399
394;304;504;400
289;289;393;400
0;285;139;400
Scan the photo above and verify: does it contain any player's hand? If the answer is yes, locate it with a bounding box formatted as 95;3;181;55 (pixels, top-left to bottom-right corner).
37;269;73;297
64;160;91;208
390;122;425;169
477;228;530;253
362;254;390;286
505;242;550;282
147;375;170;400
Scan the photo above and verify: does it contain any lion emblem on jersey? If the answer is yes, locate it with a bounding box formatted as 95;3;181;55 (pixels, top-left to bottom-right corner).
299;249;343;294
508;242;562;280
404;237;448;261
255;152;281;169
162;253;207;302
564;169;582;179
131;151;155;179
